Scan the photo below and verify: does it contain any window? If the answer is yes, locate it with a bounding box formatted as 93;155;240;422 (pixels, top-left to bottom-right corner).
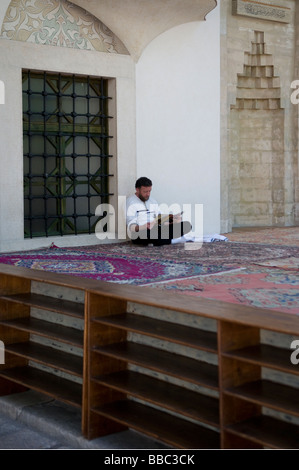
22;70;113;238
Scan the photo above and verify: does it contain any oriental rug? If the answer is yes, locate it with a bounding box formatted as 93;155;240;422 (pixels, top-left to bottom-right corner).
59;240;299;267
149;266;299;314
0;241;298;288
0;243;237;285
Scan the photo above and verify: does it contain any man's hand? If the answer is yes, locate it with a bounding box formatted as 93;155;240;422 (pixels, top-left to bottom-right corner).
146;220;157;230
130;220;157;233
172;213;182;223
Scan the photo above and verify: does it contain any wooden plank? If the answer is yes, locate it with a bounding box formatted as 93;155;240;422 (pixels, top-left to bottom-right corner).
94;342;219;390
0;293;84;319
225;379;299;417
223;344;299;376
0;366;82;408
0;317;83;348
92;399;220;449
93;370;220;427
0;273;31;296
95;313;218;352
225;415;299;449
6;342;83;377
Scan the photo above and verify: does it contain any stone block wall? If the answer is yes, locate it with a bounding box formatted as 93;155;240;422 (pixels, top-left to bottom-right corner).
221;0;297;230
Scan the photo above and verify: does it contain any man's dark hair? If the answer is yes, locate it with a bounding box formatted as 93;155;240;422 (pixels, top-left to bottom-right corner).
135;177;152;189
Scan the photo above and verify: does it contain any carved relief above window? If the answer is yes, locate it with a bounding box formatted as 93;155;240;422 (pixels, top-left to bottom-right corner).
0;0;129;54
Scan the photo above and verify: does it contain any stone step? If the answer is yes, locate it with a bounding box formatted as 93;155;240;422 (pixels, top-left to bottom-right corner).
237;76;280;89
232;98;281;110
244;53;274;67
251;42;266;55
236;87;281;99
242;65;275;78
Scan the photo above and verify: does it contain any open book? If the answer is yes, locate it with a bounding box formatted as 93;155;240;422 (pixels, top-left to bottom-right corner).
155;211;183;225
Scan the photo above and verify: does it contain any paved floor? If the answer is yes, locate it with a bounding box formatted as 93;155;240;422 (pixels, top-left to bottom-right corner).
0;390;168;450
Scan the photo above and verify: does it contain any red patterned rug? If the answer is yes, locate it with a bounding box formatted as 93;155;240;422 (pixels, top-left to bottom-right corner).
0;242;239;285
149;266;299;314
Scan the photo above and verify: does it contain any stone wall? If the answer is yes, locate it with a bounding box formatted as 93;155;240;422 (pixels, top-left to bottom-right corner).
221;0;297;230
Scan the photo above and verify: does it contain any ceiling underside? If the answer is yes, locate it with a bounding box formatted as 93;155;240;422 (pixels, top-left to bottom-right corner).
70;0;218;61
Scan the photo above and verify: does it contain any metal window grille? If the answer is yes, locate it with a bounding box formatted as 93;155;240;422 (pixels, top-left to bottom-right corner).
22;70;113;238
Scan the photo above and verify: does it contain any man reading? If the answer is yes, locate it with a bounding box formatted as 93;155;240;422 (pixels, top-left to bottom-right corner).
126;177;192;246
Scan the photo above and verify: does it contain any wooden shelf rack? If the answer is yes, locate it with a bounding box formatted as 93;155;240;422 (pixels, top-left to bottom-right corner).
0;262;298;448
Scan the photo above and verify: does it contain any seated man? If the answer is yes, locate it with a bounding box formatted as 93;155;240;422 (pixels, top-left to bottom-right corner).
126;176;192;246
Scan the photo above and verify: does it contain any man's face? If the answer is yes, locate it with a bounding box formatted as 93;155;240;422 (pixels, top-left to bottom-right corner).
136;185;152;202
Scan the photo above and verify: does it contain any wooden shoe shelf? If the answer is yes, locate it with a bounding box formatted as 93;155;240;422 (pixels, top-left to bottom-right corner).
0;263;298;448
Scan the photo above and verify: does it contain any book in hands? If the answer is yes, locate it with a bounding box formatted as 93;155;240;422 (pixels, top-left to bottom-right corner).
155;211;183;225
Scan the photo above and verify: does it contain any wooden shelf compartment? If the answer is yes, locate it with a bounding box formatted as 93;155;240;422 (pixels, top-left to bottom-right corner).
92;399;220;449
0;365;82;408
5;341;83;378
224;414;299;449
0;317;84;348
222;343;299;376
224;379;299;418
93;341;219;391
219;320;299;449
0;293;85;319
93;369;219;428
93;313;218;353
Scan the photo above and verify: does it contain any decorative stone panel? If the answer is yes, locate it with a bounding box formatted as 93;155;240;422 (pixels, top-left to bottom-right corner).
0;0;129;54
232;0;291;24
232;31;281;110
230;31;286;227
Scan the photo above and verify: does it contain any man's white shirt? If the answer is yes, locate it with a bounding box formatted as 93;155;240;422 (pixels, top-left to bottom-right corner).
126;195;160;229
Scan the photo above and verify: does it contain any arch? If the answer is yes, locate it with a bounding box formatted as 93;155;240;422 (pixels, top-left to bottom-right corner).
0;0;129;54
70;0;218;61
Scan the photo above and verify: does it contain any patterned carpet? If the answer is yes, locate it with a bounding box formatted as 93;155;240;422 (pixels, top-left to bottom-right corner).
0;242;237;285
149;266;299;314
0;227;298;312
148;227;299;314
0;241;298;286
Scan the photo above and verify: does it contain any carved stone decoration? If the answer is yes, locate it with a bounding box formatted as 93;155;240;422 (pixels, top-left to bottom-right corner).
232;0;291;24
0;0;129;54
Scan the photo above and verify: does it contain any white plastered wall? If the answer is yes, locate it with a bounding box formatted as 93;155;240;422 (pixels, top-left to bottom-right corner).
136;5;221;236
0;39;135;252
